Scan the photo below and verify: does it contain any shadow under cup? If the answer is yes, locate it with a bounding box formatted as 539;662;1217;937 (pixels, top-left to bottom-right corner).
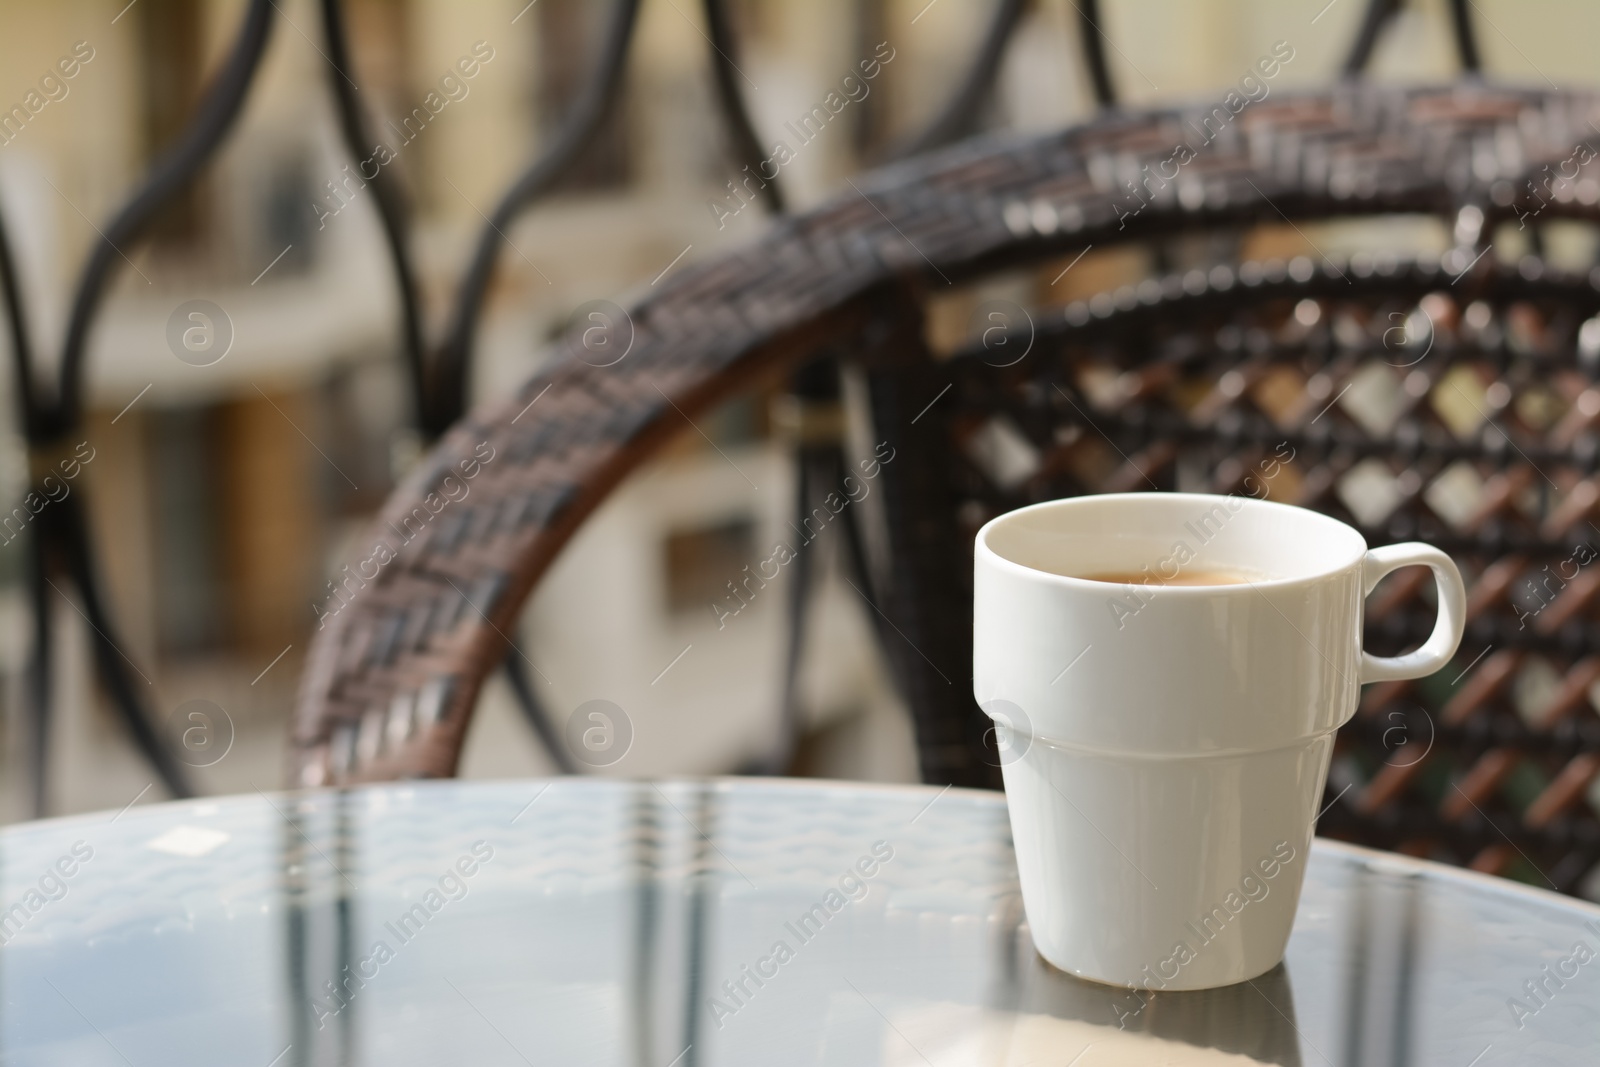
972;493;1372;991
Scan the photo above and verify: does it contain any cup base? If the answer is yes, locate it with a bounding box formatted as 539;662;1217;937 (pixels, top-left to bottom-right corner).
1031;936;1288;992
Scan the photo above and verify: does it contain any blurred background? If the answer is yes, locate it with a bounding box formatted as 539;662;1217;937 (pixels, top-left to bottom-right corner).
0;0;1595;822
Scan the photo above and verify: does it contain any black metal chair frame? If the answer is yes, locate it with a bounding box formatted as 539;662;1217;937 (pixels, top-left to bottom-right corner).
0;0;1498;814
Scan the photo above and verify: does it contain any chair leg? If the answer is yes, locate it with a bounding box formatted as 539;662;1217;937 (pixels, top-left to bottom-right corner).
769;440;898;777
501;642;578;774
760;445;821;776
832;446;894;663
766;348;898;777
26;515;53;818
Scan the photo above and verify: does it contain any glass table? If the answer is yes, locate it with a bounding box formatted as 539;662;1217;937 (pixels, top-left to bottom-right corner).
2;778;1596;1065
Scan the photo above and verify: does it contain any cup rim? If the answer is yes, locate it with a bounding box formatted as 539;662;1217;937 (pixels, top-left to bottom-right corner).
974;491;1369;594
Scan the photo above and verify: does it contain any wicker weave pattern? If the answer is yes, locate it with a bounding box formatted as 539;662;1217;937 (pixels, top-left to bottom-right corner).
293;83;1600;895
929;255;1600;887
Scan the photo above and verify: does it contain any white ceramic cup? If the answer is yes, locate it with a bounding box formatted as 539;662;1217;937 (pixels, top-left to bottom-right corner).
973;492;1465;990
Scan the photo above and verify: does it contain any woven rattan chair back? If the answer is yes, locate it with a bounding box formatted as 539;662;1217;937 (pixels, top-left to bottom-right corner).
293;84;1600;894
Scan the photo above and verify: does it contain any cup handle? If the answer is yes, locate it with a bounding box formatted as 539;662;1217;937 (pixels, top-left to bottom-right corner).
1359;543;1467;684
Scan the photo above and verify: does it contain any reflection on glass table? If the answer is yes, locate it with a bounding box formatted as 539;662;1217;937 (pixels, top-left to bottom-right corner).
2;779;1597;1065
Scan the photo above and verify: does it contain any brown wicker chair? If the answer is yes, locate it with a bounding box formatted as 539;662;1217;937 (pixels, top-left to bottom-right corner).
292;83;1600;894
